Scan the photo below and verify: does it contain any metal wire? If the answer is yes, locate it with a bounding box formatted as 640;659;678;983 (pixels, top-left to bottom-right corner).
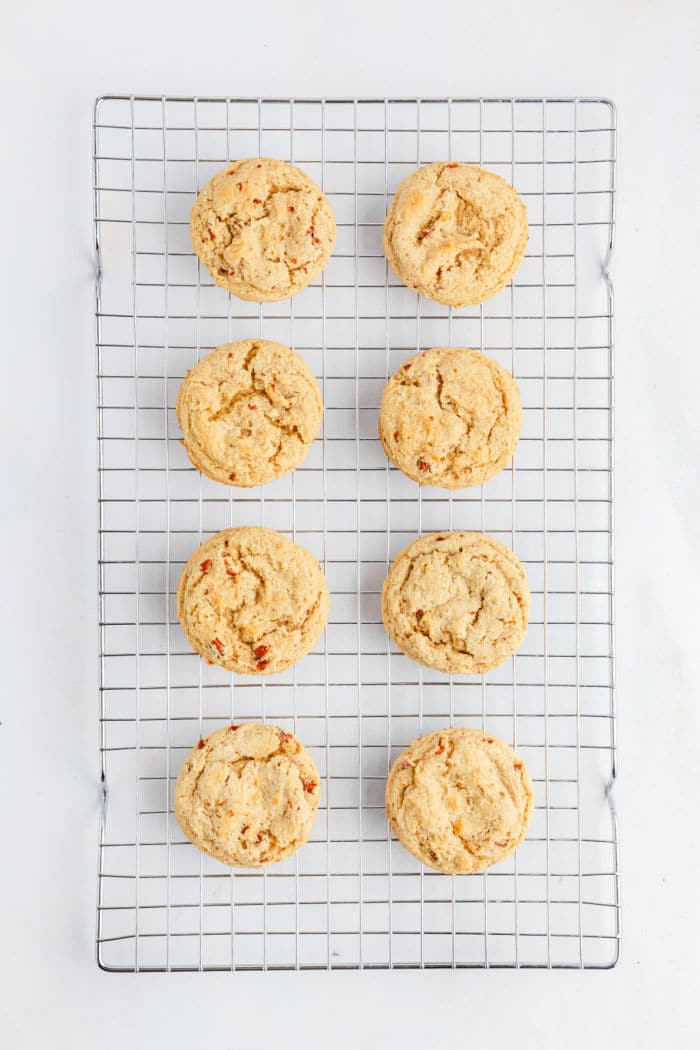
94;96;619;971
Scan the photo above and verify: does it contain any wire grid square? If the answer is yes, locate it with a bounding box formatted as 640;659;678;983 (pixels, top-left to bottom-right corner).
94;96;618;971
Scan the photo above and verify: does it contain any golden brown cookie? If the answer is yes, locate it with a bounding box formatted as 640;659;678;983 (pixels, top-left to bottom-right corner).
382;531;529;674
175;723;320;868
190;157;336;301
378;347;521;489
176;340;322;488
177;527;329;675
386;727;534;874
383;162;528;307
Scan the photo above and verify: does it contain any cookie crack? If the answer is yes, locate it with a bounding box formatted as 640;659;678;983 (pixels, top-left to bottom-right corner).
435;364;445;410
217;180;311;226
383;351;519;487
207;382;256;422
242;342;259;371
221;549;325;656
217;189;327;295
397;548;524;660
470;585;488;632
269;420;306;471
184;349;318;481
192;745;317;854
234;551;268;605
393;770;416;819
449;821;479;859
484;373;509;445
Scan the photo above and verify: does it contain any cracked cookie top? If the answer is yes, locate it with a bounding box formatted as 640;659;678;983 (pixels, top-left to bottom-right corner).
176;340;323;488
175;723;320;867
386;728;534;874
383;162;528;307
190;157;336;301
382;531;530;675
378;347;522;489
177;527;330;675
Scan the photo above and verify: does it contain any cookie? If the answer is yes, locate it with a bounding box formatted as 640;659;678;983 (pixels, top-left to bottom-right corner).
378;347;521;489
386;728;534;875
383;162;528;307
382;531;529;674
177;527;329;675
175;723;320;868
190;157;336;301
176;340;322;488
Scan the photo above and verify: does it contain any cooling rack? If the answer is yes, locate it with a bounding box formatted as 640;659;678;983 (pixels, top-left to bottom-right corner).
93;95;618;971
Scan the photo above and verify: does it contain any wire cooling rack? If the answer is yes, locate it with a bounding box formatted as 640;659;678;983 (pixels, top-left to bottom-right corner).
93;96;618;971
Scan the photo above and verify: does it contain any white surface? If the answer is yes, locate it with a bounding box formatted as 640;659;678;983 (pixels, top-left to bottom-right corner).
2;0;699;1045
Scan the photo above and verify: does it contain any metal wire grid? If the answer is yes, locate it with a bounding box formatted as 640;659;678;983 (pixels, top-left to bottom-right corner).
93;96;618;971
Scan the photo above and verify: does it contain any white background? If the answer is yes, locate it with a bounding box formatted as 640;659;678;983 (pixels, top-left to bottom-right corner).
2;1;699;1046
